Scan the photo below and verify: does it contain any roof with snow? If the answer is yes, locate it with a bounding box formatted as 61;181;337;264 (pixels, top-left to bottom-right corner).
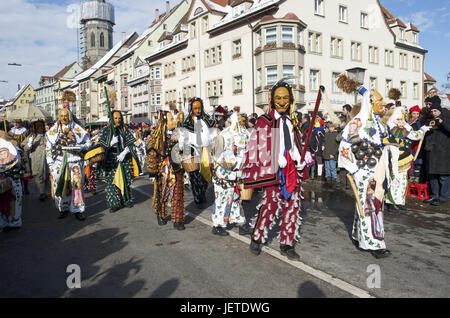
6;84;32;106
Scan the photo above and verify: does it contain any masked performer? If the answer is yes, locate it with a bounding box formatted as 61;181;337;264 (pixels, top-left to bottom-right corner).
9;119;32;195
242;81;305;261
22;120;47;201
147;111;185;230
0;132;23;231
384;102;430;212
210;108;249;236
83;129;102;194
337;74;397;259
134;130;147;175
97;110;140;213
46;108;90;220
180;98;216;206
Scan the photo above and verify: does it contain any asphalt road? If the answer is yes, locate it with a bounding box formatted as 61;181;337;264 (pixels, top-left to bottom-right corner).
0;176;448;298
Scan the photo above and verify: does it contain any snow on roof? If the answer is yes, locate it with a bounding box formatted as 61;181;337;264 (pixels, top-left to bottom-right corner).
144;36;189;61
7;84;29;105
208;0;280;32
203;0;228;13
73;33;136;83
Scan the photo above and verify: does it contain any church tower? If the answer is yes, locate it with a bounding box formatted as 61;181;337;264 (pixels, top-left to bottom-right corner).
79;0;115;70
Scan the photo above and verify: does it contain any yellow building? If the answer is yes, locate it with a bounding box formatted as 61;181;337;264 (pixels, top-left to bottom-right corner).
5;84;35;118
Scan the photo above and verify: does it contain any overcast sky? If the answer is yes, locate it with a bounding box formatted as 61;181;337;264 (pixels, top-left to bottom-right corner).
0;0;449;100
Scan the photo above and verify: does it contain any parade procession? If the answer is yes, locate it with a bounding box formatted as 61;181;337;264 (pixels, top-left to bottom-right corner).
1;0;449;300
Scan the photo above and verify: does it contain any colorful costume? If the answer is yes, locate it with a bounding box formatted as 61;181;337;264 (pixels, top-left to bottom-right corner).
211;111;249;234
242;82;304;260
338;84;392;258
147;111;185;229
46;116;90;216
97;112;140;212
0;135;23;229
180;98;216;205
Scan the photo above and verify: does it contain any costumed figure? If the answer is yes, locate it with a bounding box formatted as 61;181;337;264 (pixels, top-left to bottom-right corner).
134;130;147;175
0;132;23;231
210;107;249;236
242;81;306;261
408;105;424;183
147;111;186;230
180;97;216;206
97;110;140;213
9;119;32;195
384;92;430;212
22;120;47;201
45;107;90;220
337;74;394;259
83;129;102;194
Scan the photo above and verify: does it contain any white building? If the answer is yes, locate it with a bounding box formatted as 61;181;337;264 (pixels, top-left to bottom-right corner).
144;0;427;116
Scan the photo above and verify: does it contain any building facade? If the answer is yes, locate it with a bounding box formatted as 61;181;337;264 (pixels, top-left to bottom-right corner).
5;84;35;118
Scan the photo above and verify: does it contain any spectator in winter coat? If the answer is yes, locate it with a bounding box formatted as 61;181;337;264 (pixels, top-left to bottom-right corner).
322;123;339;186
308;119;325;180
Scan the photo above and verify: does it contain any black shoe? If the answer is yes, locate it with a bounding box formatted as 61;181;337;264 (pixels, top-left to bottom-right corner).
250;240;262;256
212;226;229;236
75;213;86;221
110;206;121;213
370;249;391;259
280;245;300;261
239;224;253;236
39;194;47;202
58;211;69;219
226;223;235;231
431;200;441;206
174;222;185;231
157;215;167;226
2;226;20;232
423;198;437;204
124;201;134;208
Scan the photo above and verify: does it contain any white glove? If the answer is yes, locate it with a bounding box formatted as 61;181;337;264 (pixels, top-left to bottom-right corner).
420;126;432;133
110;135;119;147
297;161;306;171
279;155;287;169
117;147;130;162
27;136;34;148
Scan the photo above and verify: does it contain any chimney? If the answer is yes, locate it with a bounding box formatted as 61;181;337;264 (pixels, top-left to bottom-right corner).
155;8;160;20
122;32;126;43
17;84;21;91
166;1;170;15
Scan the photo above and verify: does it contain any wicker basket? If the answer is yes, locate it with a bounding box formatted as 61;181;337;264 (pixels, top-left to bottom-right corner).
84;147;105;164
89;154;105;164
182;156;199;172
239;183;253;201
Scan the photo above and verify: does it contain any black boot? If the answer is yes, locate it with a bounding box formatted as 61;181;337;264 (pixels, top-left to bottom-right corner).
157;215;167;226
110;206;121;213
250;240;262;256
58;211;69;219
239;223;253;236
174;222;185;231
325;177;332;187
371;249;391;259
75;213;86;221
39;193;47;202
212;226;229;236
280;245;300;261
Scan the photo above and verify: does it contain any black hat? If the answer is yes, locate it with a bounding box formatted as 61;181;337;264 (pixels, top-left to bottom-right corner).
430;95;442;111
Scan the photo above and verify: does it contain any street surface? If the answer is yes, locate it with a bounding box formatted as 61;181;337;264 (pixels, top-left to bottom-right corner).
0;175;449;298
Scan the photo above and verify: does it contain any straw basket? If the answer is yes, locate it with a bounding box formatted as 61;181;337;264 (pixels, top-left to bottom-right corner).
239;183;253;201
220;160;236;170
182;156;199;172
84;146;105;164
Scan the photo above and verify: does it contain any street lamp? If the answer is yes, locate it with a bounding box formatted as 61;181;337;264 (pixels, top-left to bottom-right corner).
346;67;366;104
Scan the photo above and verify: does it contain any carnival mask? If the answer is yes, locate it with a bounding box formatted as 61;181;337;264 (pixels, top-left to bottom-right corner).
113;112;122;127
192;101;202;117
371;90;387;116
59;109;70;126
166;113;176;131
274;87;291;114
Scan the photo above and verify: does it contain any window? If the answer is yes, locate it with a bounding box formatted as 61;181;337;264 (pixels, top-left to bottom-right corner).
257;69;262;87
282;26;294;44
234;75;243;93
314;0;324;16
205;46;221;66
400;52;408;70
205;50;210;66
330;37;343;58
266;66;278;86
148;40;152;46
413;32;418;43
339;5;347;23
369;46;379;64
100;32;104;47
174;33;181;42
217;46;222;63
233;4;245;17
413;83;419;99
351;41;362;61
413;55;421;72
297;29;303;45
310;69;319;91
256;31;262;47
206;80;223;97
233;39;242;57
283;65;295;84
400;81;407;97
202;16;209;33
299;67;304;86
308;31;322;53
211;47;216;64
190;22;196;39
400;29;405;40
90;32;95;47
266;27;277;45
155;67;161;79
361;12;368;29
369;77;377;90
385;79;392;96
332;72;341;93
385;49;394;67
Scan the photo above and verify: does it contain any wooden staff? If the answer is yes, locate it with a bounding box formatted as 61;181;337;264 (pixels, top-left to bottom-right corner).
300;86;323;163
413;136;425;161
347;174;364;217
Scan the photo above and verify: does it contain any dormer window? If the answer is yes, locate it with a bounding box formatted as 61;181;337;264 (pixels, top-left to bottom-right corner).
400;28;405;40
233;4;245;17
174;34;181;42
413;32;418;43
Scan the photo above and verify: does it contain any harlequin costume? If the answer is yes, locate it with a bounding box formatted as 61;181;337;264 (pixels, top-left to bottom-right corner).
384;106;429;210
180;98;216;205
147;111;185;230
242;81;305;261
337;75;393;259
210;110;249;236
10;121;32;195
0;133;23;231
97;111;140;213
45;109;90;220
